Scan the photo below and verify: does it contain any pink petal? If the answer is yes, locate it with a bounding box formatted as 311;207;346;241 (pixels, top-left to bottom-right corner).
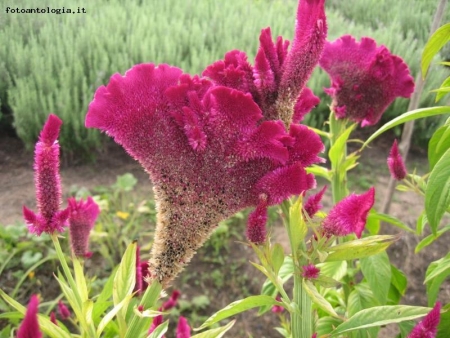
408;302;441;338
246;196;268;244
293;87;320;123
17;295;42;338
322;187;375;238
304;185;327;218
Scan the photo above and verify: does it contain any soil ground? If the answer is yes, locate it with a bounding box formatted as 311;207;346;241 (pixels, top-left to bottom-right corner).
1;133;449;337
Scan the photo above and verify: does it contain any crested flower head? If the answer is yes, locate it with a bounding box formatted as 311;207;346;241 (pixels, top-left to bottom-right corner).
302;263;320;279
204;0;327;127
23;114;69;235
176;316;191;338
322;187;375;238
86;64;323;286
17;295;42;338
67;196;100;258
319;35;414;126
387;139;407;180
408;302;441;338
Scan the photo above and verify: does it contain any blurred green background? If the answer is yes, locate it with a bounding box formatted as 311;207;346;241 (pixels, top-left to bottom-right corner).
1;0;449;157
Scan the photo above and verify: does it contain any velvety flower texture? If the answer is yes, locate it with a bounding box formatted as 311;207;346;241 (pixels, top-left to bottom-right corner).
319;35;414;126
68;197;100;258
86;63;323;285
302;264;320;279
17;295;42;338
388;139;407;180
176;316;191;338
57;300;71;320
303;185;327;218
408;302;441;338
203;0;327;127
322;187;375;238
23;114;69;235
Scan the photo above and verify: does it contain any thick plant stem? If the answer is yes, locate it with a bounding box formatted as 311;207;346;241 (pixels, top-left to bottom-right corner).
282;200;313;337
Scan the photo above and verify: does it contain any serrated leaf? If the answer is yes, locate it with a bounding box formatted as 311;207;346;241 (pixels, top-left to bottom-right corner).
113;242;137;307
330;306;432;336
302;280;340;318
428;122;450;170
196;296;277;330
425;148;450;235
271;243;285;275
360;252;391;305
422;23;450;77
416;225;450;253
363;107;450;148
148;319;169;338
191;320;235;338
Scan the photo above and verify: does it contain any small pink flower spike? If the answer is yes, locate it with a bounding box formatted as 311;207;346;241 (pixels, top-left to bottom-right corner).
304;185;327;218
246;194;268;244
161;290;181;311
277;0;327;126
57;300;71;320
148;315;163;334
50;312;57;326
408;302;441;338
387;139;407;180
302;264;320;279
17;295;42;338
322;187;375;238
319;35;414;126
312;334;318;338
271;296;284;313
23;114;69;235
67;197;100;258
176;316;191;338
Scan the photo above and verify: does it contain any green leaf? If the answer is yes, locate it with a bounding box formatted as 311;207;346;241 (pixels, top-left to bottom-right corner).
0;289;71;338
425;148;450;235
196;295;277;330
347;284;380;337
416;225;450;253
329;123;356;166
360;252;391;305
97;294;133;337
416;211;428;236
148;319;169;338
428;121;450;171
426;254;450;306
437;310;450;338
424;253;450;283
289;196;307;252
271;243;285;276
92;267;117;324
368;211;414;233
306;165;331;181
113;241;137;307
330;306;432;336
433;86;450;102
316;316;343;337
317;261;347;282
73;257;88;302
191;320;235;338
302;280;340;319
113;173;138;192
363;107;450;148
422;23;450;77
390;265;407;297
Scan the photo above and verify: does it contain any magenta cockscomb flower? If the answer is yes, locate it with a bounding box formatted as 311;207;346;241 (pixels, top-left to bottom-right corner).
302;264;320;279
176;316;191;338
86;64;323;285
322;187;375;238
23;114;69;235
387;139;407;180
408;302;441;338
67;196;100;258
204;0;327;127
319;35;414;127
17;295;42;338
304;185;327;218
57;300;71;320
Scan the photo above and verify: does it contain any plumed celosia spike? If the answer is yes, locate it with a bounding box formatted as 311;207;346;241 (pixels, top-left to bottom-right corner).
388;139;407;180
302;263;320;279
319;35;415;126
293;87;320;123
247;195;268;244
68;197;100;258
17;295;42;338
304;185;327;218
23;114;68;236
57;300;71;320
277;0;327;126
148;315;163;334
50;312;57;326
408;302;441;338
86;63;322;286
322;187;375;238
271;296;284;314
176;316;191;338
161;290;181;311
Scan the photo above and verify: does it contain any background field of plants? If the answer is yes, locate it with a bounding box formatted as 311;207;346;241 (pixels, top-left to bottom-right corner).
1;0;449;157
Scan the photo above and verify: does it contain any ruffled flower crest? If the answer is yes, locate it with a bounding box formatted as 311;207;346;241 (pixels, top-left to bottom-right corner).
319;35;414;126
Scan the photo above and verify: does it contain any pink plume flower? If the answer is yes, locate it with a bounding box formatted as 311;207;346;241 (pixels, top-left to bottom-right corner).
148;315;163;334
23;114;69;235
322;187;375;238
67;196;100;258
387;139;407;180
271;296;284;314
408;302;441;338
176;316;191;338
161;290;181;311
134;245;150;295
50;312;57;325
57;300;71;320
17;295;42;338
319;35;414;127
302;264;320;279
204;0;327;127
304;185;327;218
85;64;323;285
